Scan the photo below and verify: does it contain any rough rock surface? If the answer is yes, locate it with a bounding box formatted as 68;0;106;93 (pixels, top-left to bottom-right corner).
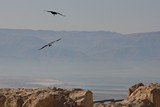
1;83;160;107
94;83;160;107
128;83;144;96
0;87;93;107
120;83;160;107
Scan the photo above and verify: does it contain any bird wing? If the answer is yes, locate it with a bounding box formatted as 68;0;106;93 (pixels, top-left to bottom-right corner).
55;38;62;41
50;38;62;44
57;12;65;16
38;38;61;50
44;10;53;13
38;44;48;50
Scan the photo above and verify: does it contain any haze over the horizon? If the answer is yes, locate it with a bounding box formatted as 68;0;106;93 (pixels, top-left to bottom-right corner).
0;29;160;88
0;0;160;34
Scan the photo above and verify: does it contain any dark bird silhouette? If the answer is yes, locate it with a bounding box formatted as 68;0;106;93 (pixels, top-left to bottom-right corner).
38;38;62;50
44;10;65;16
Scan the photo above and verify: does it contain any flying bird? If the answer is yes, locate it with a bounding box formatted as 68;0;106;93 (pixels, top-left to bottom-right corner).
38;38;62;50
44;10;65;16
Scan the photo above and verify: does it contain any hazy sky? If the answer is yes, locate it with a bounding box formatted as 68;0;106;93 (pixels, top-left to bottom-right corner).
0;0;160;34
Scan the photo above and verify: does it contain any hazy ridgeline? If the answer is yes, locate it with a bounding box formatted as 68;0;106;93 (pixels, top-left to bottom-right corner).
0;29;160;98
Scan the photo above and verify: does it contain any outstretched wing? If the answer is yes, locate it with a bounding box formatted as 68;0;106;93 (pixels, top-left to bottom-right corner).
57;12;65;16
38;38;62;50
50;38;62;44
44;10;52;13
55;38;62;42
38;44;48;50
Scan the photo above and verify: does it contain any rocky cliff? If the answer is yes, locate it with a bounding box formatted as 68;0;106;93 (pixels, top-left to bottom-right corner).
121;83;160;107
94;83;160;107
0;87;93;107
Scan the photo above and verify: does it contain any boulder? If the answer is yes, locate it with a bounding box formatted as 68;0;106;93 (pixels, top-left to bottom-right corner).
94;83;160;107
0;87;93;107
128;83;144;96
69;89;93;107
4;95;24;107
121;83;160;107
0;94;6;107
148;84;160;107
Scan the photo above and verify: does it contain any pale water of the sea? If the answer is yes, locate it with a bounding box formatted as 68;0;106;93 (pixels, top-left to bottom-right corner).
1;61;160;100
1;74;159;100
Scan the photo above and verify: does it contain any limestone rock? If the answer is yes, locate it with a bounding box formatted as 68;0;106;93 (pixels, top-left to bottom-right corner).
128;83;144;96
120;83;160;107
0;87;93;107
4;95;24;107
94;83;160;107
0;94;6;107
69;89;93;107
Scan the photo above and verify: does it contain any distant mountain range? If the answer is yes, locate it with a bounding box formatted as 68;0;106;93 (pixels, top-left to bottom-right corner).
0;29;160;63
